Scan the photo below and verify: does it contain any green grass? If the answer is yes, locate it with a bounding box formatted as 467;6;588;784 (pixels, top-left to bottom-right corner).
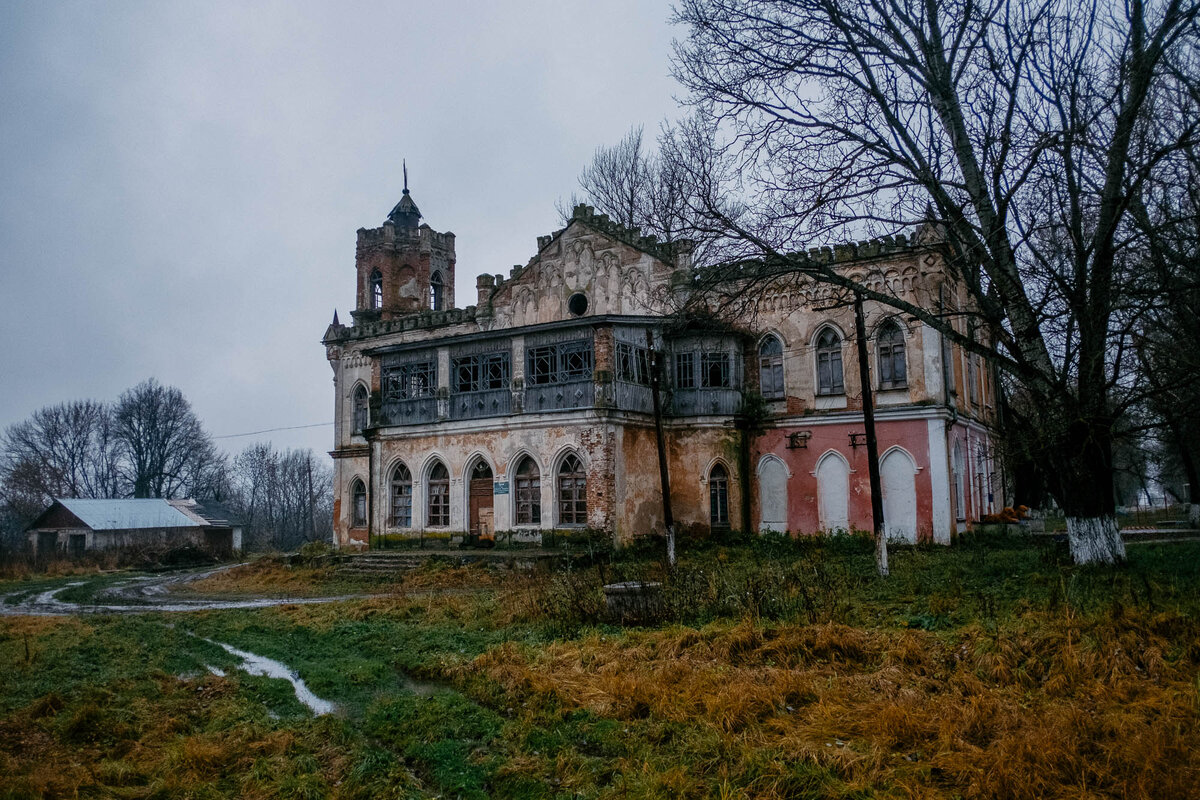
2;536;1198;798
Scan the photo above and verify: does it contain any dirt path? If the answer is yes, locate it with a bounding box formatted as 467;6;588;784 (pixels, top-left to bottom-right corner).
0;564;361;616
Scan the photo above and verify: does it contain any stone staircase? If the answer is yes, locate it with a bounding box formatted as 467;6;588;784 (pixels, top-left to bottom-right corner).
337;548;566;578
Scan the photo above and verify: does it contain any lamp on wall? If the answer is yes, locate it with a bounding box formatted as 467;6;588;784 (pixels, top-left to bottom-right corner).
786;431;812;449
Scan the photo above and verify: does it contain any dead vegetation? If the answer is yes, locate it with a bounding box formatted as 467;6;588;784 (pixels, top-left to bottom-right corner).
457;610;1200;798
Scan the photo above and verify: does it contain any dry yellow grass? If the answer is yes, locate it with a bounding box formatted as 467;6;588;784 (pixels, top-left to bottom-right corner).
456;611;1200;799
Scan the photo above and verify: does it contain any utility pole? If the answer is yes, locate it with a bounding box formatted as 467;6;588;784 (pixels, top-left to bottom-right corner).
646;329;676;569
854;291;888;577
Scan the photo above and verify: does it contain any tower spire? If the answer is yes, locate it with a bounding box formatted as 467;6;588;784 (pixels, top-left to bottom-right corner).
403;160;409;194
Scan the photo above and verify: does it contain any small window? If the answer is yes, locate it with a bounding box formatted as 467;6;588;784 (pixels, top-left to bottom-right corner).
383;361;437;399
568;293;588;316
700;352;731;388
351;479;367;528
390;463;412;527
877;321;907;389
430;271;444;311
709;464;729;527
674;352;696;388
557;453;587;526
370;270;383;310
427;462;450;526
759;335;784;398
815;328;844;395
515;456;541;525
453;352;511;393
526;340;593;385
352;385;369;433
615;342;652;386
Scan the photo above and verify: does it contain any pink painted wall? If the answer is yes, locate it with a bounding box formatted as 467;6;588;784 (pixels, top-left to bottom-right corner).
755;418;937;541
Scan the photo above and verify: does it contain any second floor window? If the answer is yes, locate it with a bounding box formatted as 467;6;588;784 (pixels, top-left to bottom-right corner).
383;361;436;400
674;352;696;388
816;328;844;395
759;335;784;398
453;352;510;393
701;352;732;388
615;342;652;385
527;340;593;385
877;321;907;389
352;385;369;433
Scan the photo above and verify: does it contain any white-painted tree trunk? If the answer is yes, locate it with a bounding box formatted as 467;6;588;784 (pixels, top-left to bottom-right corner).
1188;503;1200;530
1066;516;1125;565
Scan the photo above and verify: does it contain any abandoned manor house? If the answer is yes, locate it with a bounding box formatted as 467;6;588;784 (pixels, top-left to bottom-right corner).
322;181;1002;548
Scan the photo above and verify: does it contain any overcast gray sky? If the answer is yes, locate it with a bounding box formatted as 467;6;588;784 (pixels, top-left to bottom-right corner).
0;1;679;462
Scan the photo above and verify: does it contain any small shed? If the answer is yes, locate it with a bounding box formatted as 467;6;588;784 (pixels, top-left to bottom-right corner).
26;498;243;558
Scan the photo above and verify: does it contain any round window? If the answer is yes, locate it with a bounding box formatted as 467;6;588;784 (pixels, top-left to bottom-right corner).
568;292;588;316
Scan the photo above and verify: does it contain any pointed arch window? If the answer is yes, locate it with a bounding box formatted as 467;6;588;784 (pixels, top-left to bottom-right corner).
759;335;784;399
370;270;383;310
557;453;587;526
709;464;730;527
352;385;369;434
427;462;449;527
515;456;541;525
877;320;907;389
430;271;444;311
815;328;844;395
351;479;367;528
390;463;412;527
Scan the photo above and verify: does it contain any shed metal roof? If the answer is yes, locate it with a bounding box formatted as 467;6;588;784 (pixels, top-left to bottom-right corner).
54;498;200;531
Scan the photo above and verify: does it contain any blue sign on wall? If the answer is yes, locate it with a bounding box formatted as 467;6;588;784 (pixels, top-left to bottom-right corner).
493;481;509;495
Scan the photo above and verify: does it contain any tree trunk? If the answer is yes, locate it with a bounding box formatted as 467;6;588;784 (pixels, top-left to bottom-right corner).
1057;417;1126;565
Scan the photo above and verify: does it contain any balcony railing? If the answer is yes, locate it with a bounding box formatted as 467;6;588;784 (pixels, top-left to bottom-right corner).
449;388;512;420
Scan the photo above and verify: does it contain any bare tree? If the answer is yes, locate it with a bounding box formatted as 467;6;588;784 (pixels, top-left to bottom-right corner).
112;379;224;499
0;400;122;521
669;0;1200;563
228;444;332;551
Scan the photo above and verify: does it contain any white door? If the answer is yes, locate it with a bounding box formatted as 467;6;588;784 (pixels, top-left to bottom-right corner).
758;457;788;532
881;449;918;543
816;452;850;533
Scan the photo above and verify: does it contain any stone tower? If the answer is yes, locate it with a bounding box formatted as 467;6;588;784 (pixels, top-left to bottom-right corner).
352;170;456;322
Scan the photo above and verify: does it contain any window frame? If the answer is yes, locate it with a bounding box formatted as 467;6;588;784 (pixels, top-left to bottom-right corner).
526;339;593;385
426;462;450;527
351;479;367;528
352;384;370;433
514;456;541;525
383;361;437;400
815;328;845;396
430;271;444;311
390;463;412;528
700;351;732;388
557;453;587;526
709;464;730;527
876;321;908;390
758;335;785;399
452;352;510;394
369;270;383;310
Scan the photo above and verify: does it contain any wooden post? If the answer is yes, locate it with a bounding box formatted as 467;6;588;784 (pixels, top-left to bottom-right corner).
646;329;676;568
854;292;888;577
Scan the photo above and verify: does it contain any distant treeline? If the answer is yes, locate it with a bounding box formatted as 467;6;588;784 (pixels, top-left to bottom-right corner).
0;379;332;554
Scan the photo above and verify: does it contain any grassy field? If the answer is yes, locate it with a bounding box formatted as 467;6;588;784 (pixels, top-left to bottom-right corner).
1;534;1198;799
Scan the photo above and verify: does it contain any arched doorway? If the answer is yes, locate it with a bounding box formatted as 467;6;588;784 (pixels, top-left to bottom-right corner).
758;456;788;532
467;459;494;540
881;448;918;544
816;451;850;532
